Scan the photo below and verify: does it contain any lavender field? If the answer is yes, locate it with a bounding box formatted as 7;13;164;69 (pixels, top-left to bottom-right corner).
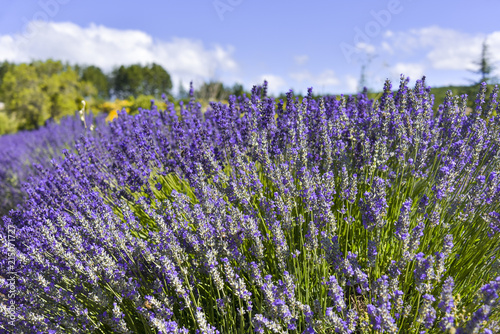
0;77;499;333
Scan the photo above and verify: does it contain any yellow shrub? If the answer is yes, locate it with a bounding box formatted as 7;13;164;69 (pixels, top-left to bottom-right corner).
98;99;133;122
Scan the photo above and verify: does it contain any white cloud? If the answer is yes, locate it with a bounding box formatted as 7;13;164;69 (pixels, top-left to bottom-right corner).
487;31;500;55
370;26;500;87
0;35;17;60
390;62;426;82
355;42;376;55
0;21;239;91
289;70;309;83
381;41;393;54
290;69;340;88
382;26;498;73
294;54;309;65
314;69;340;86
344;74;359;93
259;74;287;95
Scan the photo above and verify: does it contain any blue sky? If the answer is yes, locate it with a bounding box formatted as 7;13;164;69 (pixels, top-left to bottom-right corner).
1;0;499;96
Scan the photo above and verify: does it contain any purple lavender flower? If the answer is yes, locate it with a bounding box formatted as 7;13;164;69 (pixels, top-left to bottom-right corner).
324;275;345;312
438;277;455;331
458;277;500;333
419;294;436;329
367;239;378;268
395;198;412;241
360;177;388;231
414;252;435;294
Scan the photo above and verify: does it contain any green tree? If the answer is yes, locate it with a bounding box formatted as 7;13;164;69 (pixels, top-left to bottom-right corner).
0;60;96;130
470;39;497;84
112;64;144;99
143;63;172;97
230;83;245;97
195;81;246;101
0;111;17;135
196;81;229;100
112;63;172;99
80;65;110;99
0;61;13;88
1;63;50;130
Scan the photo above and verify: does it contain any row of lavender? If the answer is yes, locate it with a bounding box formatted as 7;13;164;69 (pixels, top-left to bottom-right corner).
1;78;499;333
0;112;105;216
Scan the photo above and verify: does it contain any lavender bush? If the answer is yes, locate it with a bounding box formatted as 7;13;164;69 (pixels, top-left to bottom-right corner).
1;77;499;333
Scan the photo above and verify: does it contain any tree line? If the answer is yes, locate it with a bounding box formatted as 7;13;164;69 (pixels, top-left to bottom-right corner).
0;60;174;133
0;60;251;134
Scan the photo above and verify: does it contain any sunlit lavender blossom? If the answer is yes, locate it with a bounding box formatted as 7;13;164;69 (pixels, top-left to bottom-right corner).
419;294;436;329
324;275;345;312
414;253;436;294
438;277;455;331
